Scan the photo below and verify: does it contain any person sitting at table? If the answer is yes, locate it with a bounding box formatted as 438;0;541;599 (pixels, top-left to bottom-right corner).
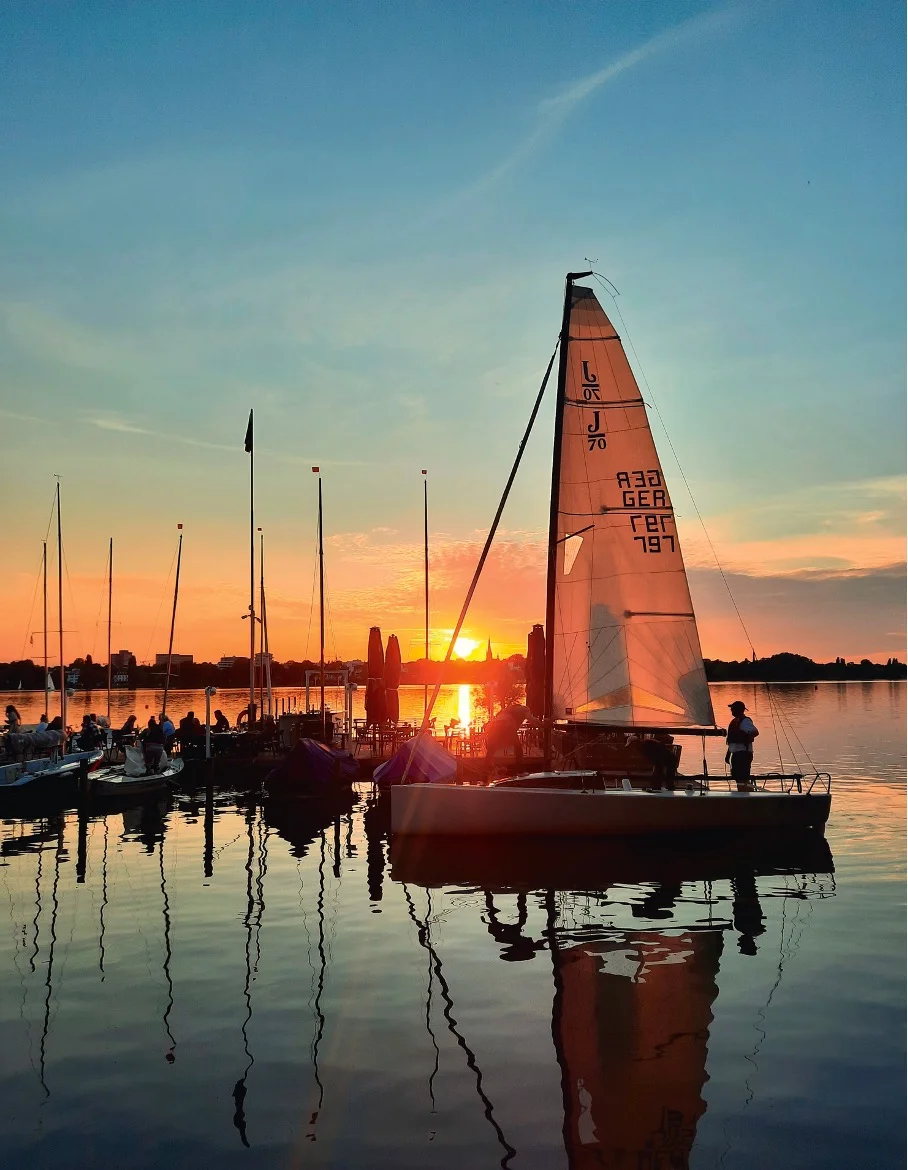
213;709;230;733
178;710;199;744
119;715;138;735
161;713;176;749
5;704;22;733
36;713;49;733
77;714;104;751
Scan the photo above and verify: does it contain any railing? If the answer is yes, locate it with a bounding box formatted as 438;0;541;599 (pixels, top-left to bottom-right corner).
702;772;832;795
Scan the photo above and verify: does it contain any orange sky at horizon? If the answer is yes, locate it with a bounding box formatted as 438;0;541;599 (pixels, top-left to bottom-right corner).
4;513;904;668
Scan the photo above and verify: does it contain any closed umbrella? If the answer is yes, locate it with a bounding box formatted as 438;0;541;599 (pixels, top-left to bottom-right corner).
384;634;402;723
365;626;387;726
526;624;545;718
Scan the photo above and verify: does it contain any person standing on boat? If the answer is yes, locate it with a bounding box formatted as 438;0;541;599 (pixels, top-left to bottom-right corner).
726;701;759;790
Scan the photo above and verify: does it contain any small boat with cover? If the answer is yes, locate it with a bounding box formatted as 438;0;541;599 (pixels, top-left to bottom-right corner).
391;272;831;837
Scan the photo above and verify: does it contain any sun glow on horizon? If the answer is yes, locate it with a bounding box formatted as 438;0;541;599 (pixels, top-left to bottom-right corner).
452;636;480;659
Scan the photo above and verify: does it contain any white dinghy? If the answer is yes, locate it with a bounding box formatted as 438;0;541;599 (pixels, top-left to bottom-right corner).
90;746;184;799
391;272;832;837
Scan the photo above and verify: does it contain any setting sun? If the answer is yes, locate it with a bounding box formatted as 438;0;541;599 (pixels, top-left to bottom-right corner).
453;636;479;659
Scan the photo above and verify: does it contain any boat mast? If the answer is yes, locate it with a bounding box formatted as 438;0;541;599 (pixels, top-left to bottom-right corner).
543;271;591;767
42;540;48;717
315;469;326;742
56;480;65;734
162;526;183;721
258;530;265;722
261;539;273;718
248;412;256;727
422;469;429;716
107;537;113;722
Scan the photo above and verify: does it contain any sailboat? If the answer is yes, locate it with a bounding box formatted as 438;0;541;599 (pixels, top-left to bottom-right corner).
391;273;832;836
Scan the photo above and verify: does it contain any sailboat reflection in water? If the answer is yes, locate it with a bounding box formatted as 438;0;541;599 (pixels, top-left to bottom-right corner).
393;831;833;1167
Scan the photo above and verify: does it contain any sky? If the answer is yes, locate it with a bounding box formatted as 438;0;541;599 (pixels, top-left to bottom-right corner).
1;0;904;666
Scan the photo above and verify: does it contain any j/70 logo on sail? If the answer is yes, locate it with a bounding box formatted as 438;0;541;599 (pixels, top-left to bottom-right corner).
586;411;607;450
581;360;601;401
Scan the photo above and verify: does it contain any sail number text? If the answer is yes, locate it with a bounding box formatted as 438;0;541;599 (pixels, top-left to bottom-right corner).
617;469;674;554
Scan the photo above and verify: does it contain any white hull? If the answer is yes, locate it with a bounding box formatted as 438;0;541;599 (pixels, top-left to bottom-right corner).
390;781;831;837
0;750;104;791
90;757;183;798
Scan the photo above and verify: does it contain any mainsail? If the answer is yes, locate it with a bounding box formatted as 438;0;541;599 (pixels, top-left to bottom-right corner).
550;284;714;727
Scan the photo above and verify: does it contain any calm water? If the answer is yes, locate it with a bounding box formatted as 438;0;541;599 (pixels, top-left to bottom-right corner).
3;683;487;732
2;682;904;1168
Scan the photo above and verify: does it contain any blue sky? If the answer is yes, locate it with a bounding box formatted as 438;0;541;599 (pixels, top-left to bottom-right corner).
0;0;904;662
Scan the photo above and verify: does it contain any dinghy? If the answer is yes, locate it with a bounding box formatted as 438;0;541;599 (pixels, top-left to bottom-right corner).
391;273;832;837
90;746;184;799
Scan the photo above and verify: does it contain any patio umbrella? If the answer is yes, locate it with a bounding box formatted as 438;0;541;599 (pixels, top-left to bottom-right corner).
365;626;387;726
526;624;545;718
384;634;402;723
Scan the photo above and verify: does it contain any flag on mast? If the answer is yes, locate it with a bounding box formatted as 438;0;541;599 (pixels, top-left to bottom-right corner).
244;409;253;453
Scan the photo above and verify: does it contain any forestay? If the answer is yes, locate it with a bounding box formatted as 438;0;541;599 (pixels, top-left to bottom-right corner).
551;285;714;727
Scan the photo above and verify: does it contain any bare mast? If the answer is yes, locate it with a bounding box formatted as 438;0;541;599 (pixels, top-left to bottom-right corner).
42;541;48;717
56;480;65;734
316;469;326;742
258;530;265;721
107;537;113;723
162;527;183;720
245;410;255;727
423;469;429;717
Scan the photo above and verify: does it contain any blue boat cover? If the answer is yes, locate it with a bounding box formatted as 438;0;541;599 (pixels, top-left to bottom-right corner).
373;734;457;788
266;738;358;795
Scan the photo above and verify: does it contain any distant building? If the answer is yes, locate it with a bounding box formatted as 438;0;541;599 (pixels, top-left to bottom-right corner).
254;652;273;667
111;649;133;668
218;656;238;671
155;653;194;667
486;638;494;662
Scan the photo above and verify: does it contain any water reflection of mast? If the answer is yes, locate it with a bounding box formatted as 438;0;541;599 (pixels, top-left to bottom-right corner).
307;828;328;1141
159;835;176;1063
233;802;268;1147
402;884;517;1167
30;835;45;975
39;818;65;1100
99;820;109;978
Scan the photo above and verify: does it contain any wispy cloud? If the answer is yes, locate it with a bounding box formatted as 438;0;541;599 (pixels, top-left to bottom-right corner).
437;4;738;211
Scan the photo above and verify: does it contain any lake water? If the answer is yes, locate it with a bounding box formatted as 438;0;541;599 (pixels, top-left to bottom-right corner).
1;682;904;1168
4;683;491;734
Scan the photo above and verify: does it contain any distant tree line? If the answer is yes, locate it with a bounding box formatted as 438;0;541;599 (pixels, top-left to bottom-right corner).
703;652;906;682
1;650;903;692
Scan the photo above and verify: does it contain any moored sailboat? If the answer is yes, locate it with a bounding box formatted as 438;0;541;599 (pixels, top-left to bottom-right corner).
391;273;831;836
